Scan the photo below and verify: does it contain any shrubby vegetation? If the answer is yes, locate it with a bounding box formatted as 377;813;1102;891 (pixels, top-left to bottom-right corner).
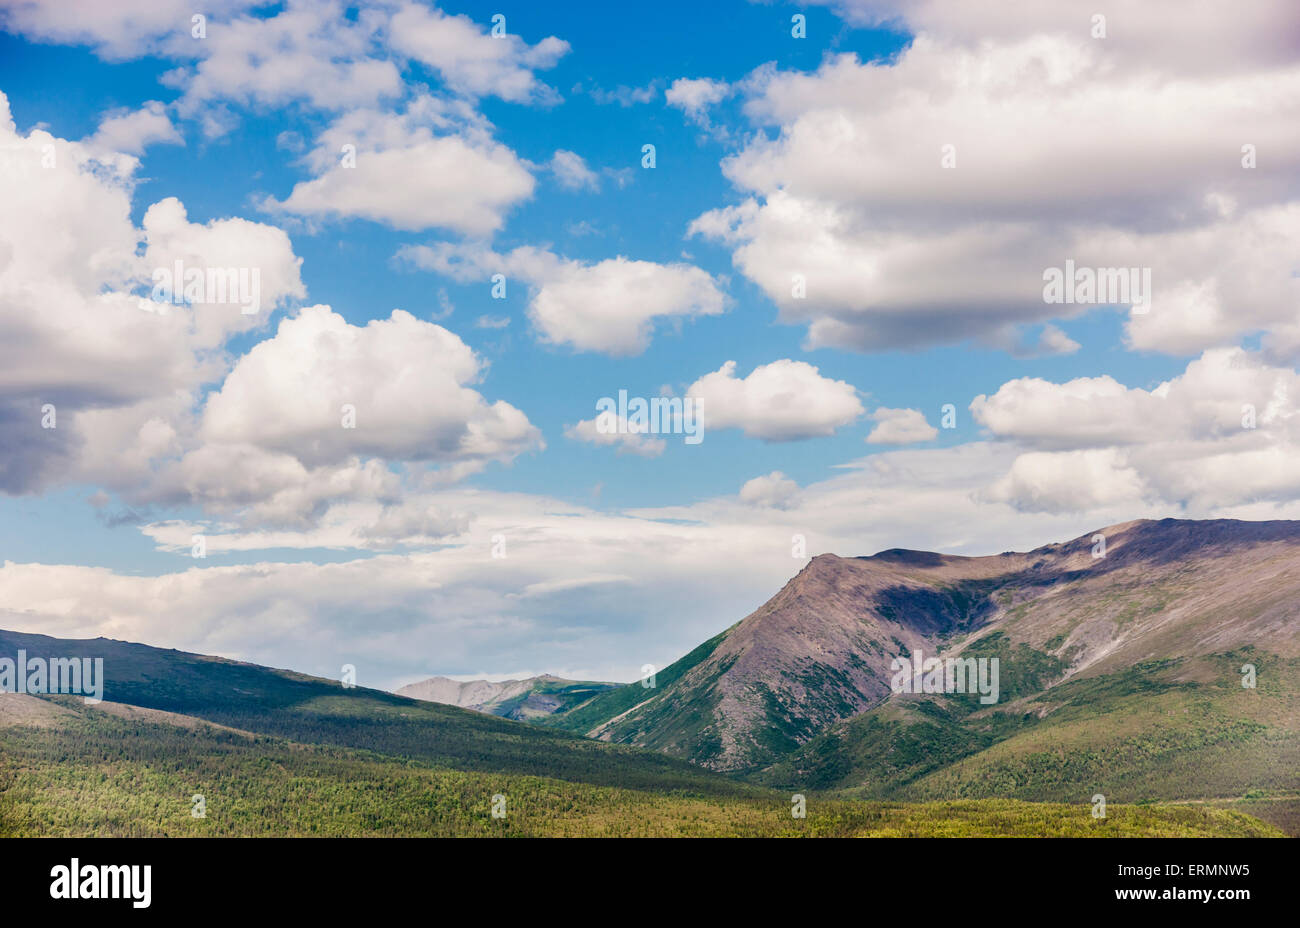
759;650;1300;838
0;709;1280;837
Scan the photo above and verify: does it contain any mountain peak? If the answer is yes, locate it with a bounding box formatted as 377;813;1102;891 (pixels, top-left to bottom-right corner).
574;517;1300;773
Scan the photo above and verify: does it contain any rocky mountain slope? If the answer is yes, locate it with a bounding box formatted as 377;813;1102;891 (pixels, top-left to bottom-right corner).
545;518;1300;804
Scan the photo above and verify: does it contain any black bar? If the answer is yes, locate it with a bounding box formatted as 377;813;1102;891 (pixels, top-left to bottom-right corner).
2;837;1286;916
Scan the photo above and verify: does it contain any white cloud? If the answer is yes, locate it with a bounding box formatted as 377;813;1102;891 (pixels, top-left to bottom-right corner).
167;0;401;119
2;0;571;132
866;407;938;444
972;348;1296;450
0;0;260;60
665;77;730;125
387;2;568;103
549;150;600;191
690;11;1300;354
985;448;1147;514
86;101;183;154
142;495;472;552
9;390;1300;685
266;96;535;235
141;196;306;344
739;471;800;508
973;375;1161;450
0;441;1194;687
686;359;863;440
1028;324;1080;358
400;242;727;356
0;91;532;528
822;0;1300;75
565;414;667;458
130;305;542;527
973;348;1300;511
0;93;302;493
196;305;540;468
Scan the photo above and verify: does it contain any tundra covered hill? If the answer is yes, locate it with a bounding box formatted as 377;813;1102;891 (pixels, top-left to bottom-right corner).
397;674;619;720
3;630;1279;837
0;692;1280;837
543;517;1300;818
0;627;745;796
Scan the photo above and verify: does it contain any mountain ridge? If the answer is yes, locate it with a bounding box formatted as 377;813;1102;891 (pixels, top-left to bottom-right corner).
396;673;620;719
544;518;1300;787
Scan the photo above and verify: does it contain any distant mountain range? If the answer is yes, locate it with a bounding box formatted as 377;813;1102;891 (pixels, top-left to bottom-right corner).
2;517;1296;836
396;674;619;720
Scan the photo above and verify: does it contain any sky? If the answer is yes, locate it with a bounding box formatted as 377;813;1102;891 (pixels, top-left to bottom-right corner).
0;0;1297;689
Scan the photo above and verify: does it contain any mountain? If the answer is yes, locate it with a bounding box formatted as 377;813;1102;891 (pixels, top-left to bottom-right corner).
3;517;1297;836
0;627;743;796
397;674;619;720
4;627;1272;837
543;518;1300;831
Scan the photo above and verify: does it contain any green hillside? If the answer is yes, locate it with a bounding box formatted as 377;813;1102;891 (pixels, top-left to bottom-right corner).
757;651;1300;832
0;628;747;796
540;627;732;738
0;700;1280;837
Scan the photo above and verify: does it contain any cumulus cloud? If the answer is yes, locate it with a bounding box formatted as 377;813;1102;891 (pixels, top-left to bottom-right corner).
130;303;545;530
689;7;1300;354
400;242;727;356
166;0;402;120
665;77;730;125
822;0;1300;74
739;471;800;508
141;197;306;343
196;304;538;462
199;305;539;467
266;96;534;235
0;92;533;529
0;0;260;60
86;101;183;154
972;348;1295;450
0;93;302;493
865;407;938;444
132;305;544;527
985;448;1148;514
973;348;1300;511
686;359;863;440
387;1;568;103
2;1;569;148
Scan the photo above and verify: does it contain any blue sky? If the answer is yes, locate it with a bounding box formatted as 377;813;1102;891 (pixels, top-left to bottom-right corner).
0;0;1296;686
